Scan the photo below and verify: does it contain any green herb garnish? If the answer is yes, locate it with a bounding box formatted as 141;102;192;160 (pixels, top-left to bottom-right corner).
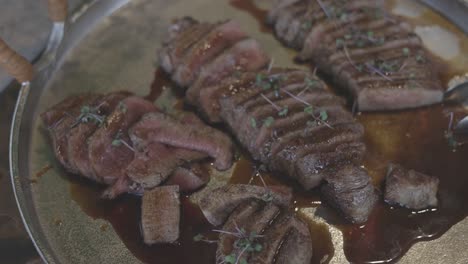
278;107;289;117
320;110;329;121
304;105;314;114
402;47;410;56
250;117;257;128
72;105;106;128
263;116;275;127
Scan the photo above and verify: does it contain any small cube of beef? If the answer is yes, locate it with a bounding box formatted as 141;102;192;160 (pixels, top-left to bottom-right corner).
141;186;180;244
384;164;439;210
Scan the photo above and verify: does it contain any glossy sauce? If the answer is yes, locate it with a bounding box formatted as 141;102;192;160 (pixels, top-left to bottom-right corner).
145;69;173;102
69;1;468;264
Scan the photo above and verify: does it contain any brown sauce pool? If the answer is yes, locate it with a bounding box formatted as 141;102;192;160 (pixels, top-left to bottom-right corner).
68;0;468;263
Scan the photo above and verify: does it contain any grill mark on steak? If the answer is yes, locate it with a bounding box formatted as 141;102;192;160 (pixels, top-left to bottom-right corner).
159;20;217;74
268;122;363;159
216;200;281;263
270;0;443;110
198;75;257;123
214;197;312;264
186;38;269;107
172;20;249;87
241;71;310;111
249;213;312;264
198;184;292;226
227;69;303;107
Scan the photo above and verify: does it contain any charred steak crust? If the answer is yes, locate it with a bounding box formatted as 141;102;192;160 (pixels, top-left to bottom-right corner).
268;0;444;111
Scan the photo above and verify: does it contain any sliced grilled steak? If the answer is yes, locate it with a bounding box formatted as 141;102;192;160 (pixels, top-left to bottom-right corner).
41;94;100;174
129;112;233;171
172;20;248;87
88;96;157;198
321;165;378;223
126;141;206;189
141;186;180;244
67;92;131;179
268;0;444;111
218;69;369;194
186;38;270;109
384;164;439;210
250;213;312;264
159;18;217;74
199;184;292;226
216;200;281;263
160;18;377;223
216;199;312;264
165;164;209;193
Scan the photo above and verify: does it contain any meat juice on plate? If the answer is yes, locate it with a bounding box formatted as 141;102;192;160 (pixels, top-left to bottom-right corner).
68;1;468;264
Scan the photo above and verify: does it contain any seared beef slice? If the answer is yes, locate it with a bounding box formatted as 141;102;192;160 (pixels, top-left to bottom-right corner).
158;18;269;108
384;164;439;210
41;94;100;174
129;112;233;171
88;96;157;198
268;0;444;111
67;92;131;179
321;165;378;223
216;199;312;264
199;184;292;226
141;186;180;244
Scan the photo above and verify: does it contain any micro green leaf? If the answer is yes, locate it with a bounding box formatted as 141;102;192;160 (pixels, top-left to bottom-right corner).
224;254;236;264
416;54;425;63
193;234;204;242
254;244;263;252
335;38;344;48
263;116;275;127
255;73;264;85
304;105;314;114
250;117;257;128
112;139;122;147
302;21;312;30
278;107;289;117
402;47;410;56
305;77;319;88
118;102;128;113
320;110;329;121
